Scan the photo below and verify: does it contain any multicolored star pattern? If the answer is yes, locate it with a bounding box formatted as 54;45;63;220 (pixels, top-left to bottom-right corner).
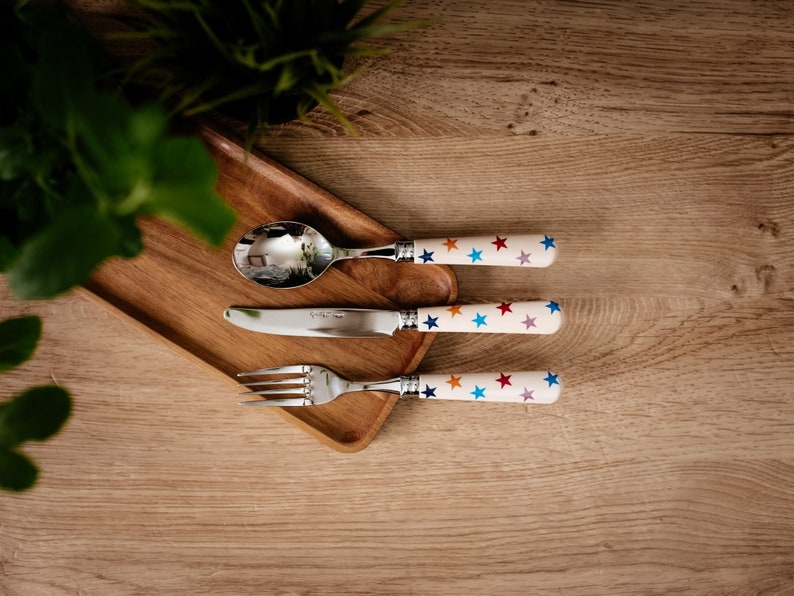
417;301;562;334
417;371;561;403
406;236;561;402
414;234;556;268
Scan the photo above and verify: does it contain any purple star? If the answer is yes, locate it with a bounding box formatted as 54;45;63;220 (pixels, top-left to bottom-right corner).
521;387;535;401
516;250;531;265
522;315;537;329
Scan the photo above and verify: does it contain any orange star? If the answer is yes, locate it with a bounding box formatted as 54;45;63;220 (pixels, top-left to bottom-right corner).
442;238;458;251
446;374;462;390
447;305;463;317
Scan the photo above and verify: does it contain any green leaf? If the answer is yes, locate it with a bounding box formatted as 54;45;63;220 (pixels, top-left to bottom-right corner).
0;124;34;181
147;137;236;246
0;235;17;271
305;86;357;135
114;216;144;259
72;94;158;206
8;206;122;300
0;385;71;449
0;450;38;491
274;63;299;94
0;316;41;373
30;11;101;130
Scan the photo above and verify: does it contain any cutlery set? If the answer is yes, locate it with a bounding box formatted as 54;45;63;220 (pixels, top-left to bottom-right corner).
227;221;562;406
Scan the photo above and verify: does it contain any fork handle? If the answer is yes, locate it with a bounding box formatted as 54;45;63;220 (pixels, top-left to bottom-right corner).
413;301;561;334
413;371;561;403
412;235;556;267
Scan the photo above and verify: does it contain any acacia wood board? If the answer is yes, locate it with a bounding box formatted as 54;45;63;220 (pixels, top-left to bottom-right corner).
82;124;458;452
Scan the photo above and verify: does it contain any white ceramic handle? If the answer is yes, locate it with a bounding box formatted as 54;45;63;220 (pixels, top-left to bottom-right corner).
415;301;561;334
413;234;556;267
417;371;561;403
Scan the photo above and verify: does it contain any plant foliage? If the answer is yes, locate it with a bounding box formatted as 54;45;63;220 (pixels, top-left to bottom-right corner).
0;316;71;491
0;2;236;300
117;0;416;138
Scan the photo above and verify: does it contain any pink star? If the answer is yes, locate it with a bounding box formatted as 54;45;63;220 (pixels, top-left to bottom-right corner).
522;315;537;329
521;388;535;401
516;250;531;265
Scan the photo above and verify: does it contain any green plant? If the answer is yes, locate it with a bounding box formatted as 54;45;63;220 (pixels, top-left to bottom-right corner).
1;2;236;300
0;2;236;490
117;0;417;139
0;315;70;491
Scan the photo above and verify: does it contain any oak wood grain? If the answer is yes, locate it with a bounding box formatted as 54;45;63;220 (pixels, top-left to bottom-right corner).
83;124;457;452
2;1;793;594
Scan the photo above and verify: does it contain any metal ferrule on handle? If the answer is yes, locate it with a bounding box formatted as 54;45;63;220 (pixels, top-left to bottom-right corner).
413;234;556;267
336;241;415;261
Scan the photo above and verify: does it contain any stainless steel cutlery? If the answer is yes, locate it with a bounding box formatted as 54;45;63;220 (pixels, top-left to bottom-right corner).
233;221;557;289
229;222;562;406
237;365;561;407
224;300;562;338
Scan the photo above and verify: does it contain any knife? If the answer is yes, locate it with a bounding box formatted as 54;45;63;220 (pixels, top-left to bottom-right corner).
224;301;562;338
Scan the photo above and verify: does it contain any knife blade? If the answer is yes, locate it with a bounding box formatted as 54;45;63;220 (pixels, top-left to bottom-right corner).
223;301;562;338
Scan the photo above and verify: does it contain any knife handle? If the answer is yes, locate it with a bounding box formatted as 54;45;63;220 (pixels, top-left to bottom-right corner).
414;371;561;403
411;301;561;334
411;234;556;267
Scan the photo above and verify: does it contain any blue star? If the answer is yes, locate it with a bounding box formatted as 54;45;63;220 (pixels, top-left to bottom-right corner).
472;312;488;327
545;301;561;314
470;385;486;400
419;249;435;263
423;315;439;329
422;385;437;398
467;248;483;263
543;372;559;387
540;235;556;251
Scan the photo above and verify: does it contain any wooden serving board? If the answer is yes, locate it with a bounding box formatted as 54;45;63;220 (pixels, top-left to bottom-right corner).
82;124;458;452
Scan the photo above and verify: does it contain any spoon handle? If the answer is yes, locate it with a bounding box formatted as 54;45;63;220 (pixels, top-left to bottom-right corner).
412;234;556;267
407;301;561;334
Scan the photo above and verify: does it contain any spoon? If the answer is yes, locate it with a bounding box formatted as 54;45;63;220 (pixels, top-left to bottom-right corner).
233;221;557;289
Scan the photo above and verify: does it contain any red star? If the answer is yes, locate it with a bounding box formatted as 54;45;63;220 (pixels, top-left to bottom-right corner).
496;302;512;315
491;236;508;251
495;373;512;388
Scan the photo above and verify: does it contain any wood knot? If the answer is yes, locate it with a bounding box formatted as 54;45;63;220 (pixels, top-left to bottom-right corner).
757;220;780;237
756;264;776;291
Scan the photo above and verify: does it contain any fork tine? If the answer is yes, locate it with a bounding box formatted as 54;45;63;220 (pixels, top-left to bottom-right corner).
238;378;306;387
238;387;308;396
237;365;308;377
238;398;308;406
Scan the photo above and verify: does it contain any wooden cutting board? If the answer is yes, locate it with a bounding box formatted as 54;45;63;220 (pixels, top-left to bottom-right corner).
82;124;458;452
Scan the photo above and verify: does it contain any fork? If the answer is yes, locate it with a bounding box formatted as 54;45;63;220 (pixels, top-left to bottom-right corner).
237;365;562;406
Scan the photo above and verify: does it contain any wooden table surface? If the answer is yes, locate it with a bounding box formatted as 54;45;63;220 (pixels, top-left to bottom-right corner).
2;1;793;593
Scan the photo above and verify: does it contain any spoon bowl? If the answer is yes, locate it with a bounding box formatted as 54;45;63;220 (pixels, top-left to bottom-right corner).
233;221;392;289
